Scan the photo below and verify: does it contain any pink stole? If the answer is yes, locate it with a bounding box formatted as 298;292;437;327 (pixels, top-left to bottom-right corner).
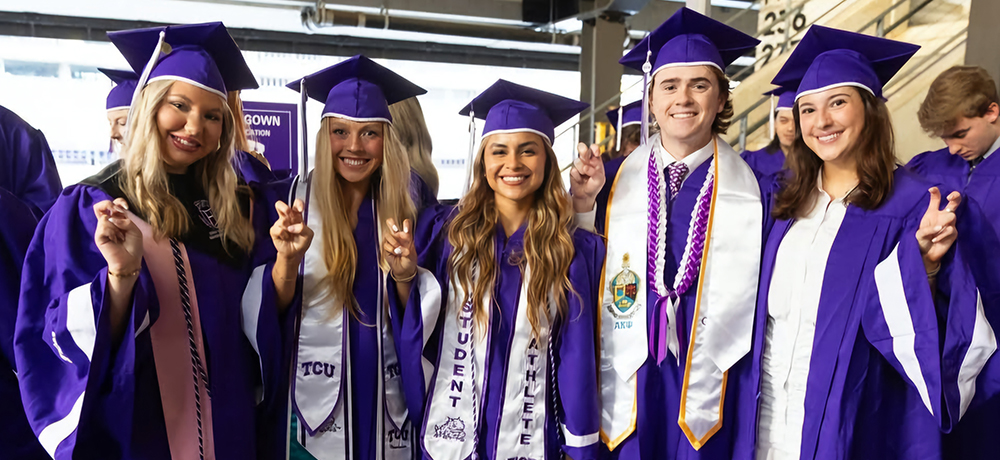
130;213;215;460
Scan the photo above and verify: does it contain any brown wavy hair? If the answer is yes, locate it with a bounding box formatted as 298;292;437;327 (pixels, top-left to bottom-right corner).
446;134;577;338
648;65;733;135
773;88;896;220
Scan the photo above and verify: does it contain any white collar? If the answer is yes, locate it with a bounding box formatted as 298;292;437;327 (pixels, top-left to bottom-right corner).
982;133;1000;161
653;135;715;175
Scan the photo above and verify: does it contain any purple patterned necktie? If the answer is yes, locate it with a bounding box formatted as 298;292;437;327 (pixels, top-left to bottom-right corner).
667;162;688;201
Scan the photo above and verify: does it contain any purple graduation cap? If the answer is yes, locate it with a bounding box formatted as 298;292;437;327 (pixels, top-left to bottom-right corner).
608;99;643;149
458;79;588;192
459;79;589;146
283;54;425;188
618;7;759;144
607;100;643;130
765;87;795;140
286;55;426;124
107;21;259;121
767;87;795;112
771;25;920;102
98;68;138;112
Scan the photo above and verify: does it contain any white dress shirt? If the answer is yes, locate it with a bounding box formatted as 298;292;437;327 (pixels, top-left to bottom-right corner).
756;172;855;460
575;134;715;231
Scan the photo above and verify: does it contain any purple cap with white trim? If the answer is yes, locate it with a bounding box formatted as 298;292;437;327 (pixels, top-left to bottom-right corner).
770;25;919;102
286;55;426;124
619;7;759;77
108;22;258;100
99;68;139;111
459;79;588;145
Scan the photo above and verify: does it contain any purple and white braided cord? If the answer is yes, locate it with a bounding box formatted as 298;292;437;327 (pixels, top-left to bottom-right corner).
646;151;667;296
669;158;715;299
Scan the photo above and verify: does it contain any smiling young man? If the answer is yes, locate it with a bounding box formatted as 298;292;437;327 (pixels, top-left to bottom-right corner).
570;8;765;460
907;66;1000;238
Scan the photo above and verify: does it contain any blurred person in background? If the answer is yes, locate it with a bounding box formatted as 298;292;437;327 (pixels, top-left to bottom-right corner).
389;95;439;208
740;87;794;176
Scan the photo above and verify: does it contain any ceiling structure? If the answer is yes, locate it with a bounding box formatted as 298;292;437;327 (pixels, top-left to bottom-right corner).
0;0;758;71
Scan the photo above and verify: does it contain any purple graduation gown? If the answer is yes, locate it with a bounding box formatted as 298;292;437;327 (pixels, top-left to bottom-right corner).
14;161;285;460
397;204;604;460
0;105;62;218
740;147;786;177
0;187;49;459
754;168;999;460
593;159;769;460
235;150;280;185
262;172;438;460
907;147;1000;459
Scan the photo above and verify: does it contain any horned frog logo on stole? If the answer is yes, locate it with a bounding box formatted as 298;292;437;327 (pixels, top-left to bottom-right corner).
433;417;466;442
608;253;639;320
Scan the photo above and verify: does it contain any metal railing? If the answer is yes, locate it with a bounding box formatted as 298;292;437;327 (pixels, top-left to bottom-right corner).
730;0;942;151
557;0;846;147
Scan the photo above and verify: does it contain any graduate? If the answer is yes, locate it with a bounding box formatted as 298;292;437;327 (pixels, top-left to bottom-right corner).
905;66;1000;459
100;67;139;156
14;22;311;460
227;90;286;184
0;187;49;460
757;26;997;460
394;79;603;460
389;96;440;204
0;105;62;460
254;54;427;460
569;8;764;459
740;87;794;176
0;104;62;218
908;66;1000;237
605;99;643;161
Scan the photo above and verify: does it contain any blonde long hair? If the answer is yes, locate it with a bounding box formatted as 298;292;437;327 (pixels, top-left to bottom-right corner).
313;117;415;317
120;80;255;252
389;97;438;196
447;134;577;338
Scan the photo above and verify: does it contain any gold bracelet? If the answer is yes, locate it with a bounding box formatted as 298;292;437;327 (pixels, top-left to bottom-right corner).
108;267;141;278
390;270;417;283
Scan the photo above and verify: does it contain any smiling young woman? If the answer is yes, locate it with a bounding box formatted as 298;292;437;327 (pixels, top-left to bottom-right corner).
756;25;1000;460
394;79;604;460
270;55;434;460
14;22;311;460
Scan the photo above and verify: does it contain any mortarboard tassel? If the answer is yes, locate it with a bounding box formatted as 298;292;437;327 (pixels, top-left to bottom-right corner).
298;78;309;179
769;94;776;141
640;47;652;147
463;109;476;194
616;106;623;154
125;30;168;139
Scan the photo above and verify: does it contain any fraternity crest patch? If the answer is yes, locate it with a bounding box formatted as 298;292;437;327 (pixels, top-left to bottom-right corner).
608;253;639;319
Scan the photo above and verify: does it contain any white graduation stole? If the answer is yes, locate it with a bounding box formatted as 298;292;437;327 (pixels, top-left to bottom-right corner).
423;268;550;460
293;192;413;460
599;134;762;450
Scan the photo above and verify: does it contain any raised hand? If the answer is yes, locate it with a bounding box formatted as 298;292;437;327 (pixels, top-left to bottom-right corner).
916;187;961;273
93;198;143;276
569;142;606;213
382;217;416;283
271;199;314;261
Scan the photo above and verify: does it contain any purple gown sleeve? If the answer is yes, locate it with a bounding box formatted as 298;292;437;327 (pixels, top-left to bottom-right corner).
14;185;158;460
862;193;999;432
0;109;62;218
556;229;605;460
238;178;301;458
387;204;452;428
